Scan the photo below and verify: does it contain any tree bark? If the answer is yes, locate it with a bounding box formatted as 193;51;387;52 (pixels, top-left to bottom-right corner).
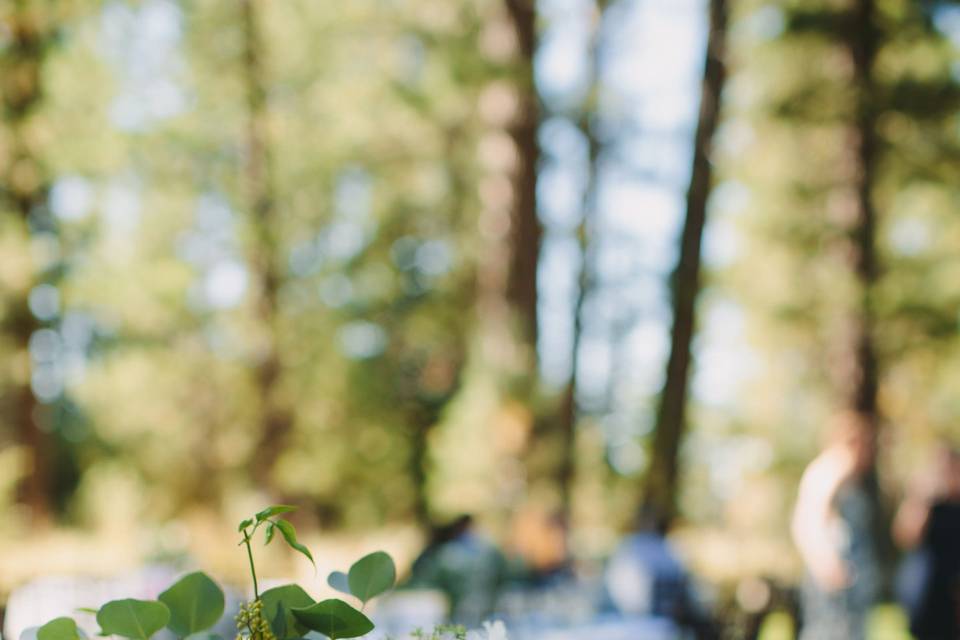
846;0;879;430
240;0;291;486
1;0;53;522
503;0;542;357
556;0;608;522
844;0;894;573
642;0;728;524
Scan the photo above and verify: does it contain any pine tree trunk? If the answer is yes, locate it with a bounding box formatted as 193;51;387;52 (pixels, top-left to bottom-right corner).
1;0;53;522
556;0;608;522
642;0;728;524
844;0;894;573
847;0;879;430
503;0;541;358
557;230;587;517
240;0;291;486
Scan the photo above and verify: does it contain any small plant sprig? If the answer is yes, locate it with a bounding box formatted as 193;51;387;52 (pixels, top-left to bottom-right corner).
23;505;395;640
235;600;274;640
410;624;468;640
236;505;314;601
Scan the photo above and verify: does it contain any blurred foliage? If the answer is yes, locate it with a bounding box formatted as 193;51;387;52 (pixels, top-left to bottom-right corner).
1;0;960;610
710;0;960;552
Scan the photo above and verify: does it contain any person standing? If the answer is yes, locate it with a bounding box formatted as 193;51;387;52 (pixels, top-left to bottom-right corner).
893;445;960;639
791;412;881;640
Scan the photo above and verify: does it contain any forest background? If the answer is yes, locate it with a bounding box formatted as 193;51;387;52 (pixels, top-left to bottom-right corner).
2;0;960;619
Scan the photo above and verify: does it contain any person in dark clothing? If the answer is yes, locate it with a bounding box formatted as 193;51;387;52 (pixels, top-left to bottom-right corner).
894;445;960;640
605;505;718;640
406;515;509;627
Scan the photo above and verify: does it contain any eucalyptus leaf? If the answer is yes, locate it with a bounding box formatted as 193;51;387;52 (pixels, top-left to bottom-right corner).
237;519;253;533
291;600;374;640
97;599;170;640
264;521;276;546
274;519;314;566
158;572;225;635
255;505;297;522
260;584;315;639
270;603;287;640
347;551;395;604
326;571;350;596
37;618;81;640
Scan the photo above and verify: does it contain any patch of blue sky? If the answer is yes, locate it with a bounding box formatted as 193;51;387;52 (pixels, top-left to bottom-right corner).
100;0;186;132
536;0;752;440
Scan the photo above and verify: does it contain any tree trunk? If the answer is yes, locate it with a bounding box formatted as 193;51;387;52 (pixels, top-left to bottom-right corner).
503;0;542;359
844;0;894;575
846;0;879;431
1;0;53;523
556;223;587;519
240;0;291;486
556;0;608;522
642;0;728;524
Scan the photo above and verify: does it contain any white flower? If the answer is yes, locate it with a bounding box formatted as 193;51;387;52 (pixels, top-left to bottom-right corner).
466;620;508;640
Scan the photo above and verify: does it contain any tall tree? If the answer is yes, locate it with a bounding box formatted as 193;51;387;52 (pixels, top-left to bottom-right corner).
842;0;879;432
503;0;542;368
556;0;609;521
0;0;57;522
239;0;291;487
642;0;729;523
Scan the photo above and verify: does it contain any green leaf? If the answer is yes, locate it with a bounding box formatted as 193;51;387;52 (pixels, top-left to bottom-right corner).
270;603;287;640
260;584;315;640
237;519;254;533
291;600;374;640
255;505;297;522
38;618;81;640
326;571;350;596
264;521;276;546
274;519;314;566
184;635;222;640
97;599;170;640
158;572;225;636
347;551;396;604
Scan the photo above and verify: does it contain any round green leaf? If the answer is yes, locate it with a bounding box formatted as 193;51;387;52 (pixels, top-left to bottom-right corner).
97;599;170;640
326;571;350;596
347;551;395;604
291;600;374;640
260;584;315;639
158;572;225;635
37;618;81;640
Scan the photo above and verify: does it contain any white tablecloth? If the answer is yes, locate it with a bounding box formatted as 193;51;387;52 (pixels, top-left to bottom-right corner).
506;615;681;640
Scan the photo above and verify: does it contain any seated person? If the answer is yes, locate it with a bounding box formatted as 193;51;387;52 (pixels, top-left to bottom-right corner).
406;515;508;628
605;505;715;639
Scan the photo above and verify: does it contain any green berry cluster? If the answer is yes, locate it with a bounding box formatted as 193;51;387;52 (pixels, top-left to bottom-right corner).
235;600;276;640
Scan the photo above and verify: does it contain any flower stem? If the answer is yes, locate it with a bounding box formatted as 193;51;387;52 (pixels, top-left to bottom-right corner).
243;531;260;600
